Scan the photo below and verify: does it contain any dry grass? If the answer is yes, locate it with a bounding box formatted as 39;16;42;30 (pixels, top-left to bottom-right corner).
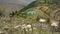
0;16;60;34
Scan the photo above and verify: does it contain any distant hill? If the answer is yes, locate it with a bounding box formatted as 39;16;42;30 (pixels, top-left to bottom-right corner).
0;0;36;16
0;3;24;16
10;1;37;16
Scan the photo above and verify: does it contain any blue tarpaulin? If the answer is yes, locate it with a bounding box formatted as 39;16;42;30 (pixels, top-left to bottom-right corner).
27;11;37;15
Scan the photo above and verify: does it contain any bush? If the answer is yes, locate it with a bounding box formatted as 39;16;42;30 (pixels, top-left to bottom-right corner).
0;8;4;16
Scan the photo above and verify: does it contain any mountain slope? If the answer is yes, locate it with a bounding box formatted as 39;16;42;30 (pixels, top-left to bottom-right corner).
10;1;37;16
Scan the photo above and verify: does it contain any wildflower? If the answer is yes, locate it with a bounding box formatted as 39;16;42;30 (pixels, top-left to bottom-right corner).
39;19;46;22
51;23;58;27
25;29;28;32
27;24;31;28
51;20;58;27
14;25;21;29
